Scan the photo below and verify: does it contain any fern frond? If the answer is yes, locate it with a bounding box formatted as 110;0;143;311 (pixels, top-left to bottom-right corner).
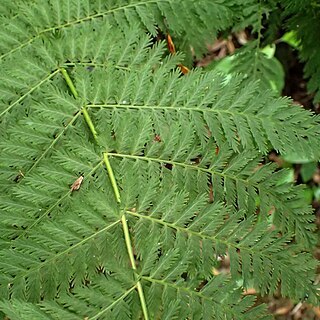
0;45;317;245
0;182;318;313
0;0;237;63
1;102;316;248
226;41;284;93
81;61;319;155
0;2;319;318
0;300;51;320
208;0;285;94
24;280;271;320
130;196;318;302
0;195;279;319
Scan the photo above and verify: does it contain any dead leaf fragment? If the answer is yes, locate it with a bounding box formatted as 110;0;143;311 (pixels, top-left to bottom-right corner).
178;63;190;74
243;288;257;295
70;175;84;192
13;170;25;183
166;34;176;54
275;303;293;315
166;34;189;75
154;134;162;142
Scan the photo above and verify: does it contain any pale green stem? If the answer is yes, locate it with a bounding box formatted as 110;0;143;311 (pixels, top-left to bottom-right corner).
103;153;121;203
121;215;136;270
61;68;148;319
121;214;149;320
103;152;149;319
60;67;78;98
60;67;98;140
82;107;98;140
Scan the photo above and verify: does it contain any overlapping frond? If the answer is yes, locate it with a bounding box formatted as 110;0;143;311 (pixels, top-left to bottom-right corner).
230;0;278;33
0;0;238;63
224;41;285;93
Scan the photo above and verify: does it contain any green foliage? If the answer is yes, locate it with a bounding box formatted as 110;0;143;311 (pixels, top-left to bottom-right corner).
207;42;285;94
0;1;319;319
207;0;320;102
281;0;320;101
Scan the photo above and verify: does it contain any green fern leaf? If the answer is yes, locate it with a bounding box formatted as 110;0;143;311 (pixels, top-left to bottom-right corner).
0;2;319;319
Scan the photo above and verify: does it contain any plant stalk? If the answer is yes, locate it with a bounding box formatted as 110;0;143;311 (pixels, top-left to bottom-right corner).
82;107;98;140
121;214;149;320
60;67;97;140
103;152;149;320
60;67;78;98
103;153;121;203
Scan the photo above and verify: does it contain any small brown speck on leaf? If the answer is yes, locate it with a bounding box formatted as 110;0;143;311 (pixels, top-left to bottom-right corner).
70;175;84;191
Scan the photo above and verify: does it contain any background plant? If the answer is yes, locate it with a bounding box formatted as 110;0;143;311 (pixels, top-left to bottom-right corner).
0;1;319;319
